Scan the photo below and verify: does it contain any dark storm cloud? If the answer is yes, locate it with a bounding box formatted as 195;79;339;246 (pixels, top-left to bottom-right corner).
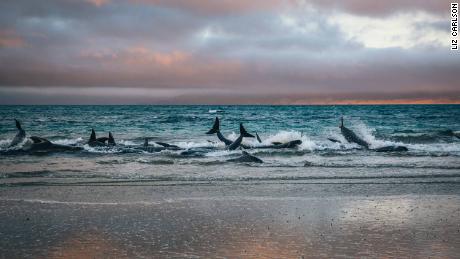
0;0;458;104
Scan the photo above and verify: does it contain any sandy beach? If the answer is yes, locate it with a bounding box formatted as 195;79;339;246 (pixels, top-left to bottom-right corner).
1;181;459;258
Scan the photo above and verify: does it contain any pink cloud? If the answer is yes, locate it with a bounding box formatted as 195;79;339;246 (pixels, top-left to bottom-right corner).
0;30;25;48
122;47;189;66
129;0;288;15
85;0;111;7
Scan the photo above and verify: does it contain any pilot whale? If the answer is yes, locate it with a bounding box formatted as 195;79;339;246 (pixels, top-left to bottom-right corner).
374;145;408;152
253;132;302;149
9;119;26;147
140;138;181;152
206;117;253;149
207;117;301;150
88;129;116;147
227;123;255;150
23;136;83;152
339;117;408;152
256;140;302;149
206;117;234;146
340;117;369;149
227;151;263;163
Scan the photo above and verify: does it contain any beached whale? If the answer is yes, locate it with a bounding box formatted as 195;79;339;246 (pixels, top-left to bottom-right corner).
207;117;302;150
338;117;408;152
227;151;263;163
23;136;83;152
327;138;341;143
374;145;408;152
340;117;370;149
140;138;182;152
206;117;235;146
256;140;302;149
88;129;116;147
206;117;253;149
253;132;302;149
227;123;255;150
9;119;26;147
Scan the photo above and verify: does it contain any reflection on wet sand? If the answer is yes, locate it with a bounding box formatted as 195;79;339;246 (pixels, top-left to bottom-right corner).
48;232;127;259
1;193;459;258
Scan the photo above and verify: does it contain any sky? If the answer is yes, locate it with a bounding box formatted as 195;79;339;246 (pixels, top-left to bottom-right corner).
0;0;458;104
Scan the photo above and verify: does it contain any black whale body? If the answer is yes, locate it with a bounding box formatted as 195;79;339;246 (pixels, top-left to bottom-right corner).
227;151;263;163
339;117;369;149
24;136;83;152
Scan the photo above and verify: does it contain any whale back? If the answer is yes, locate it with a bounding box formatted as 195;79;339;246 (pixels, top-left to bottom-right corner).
340;118;369;149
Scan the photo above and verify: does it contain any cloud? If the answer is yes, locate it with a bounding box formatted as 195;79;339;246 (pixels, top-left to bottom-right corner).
308;0;451;16
86;0;111;7
0;0;458;104
128;0;288;15
82;47;190;66
331;11;450;49
0;30;25;48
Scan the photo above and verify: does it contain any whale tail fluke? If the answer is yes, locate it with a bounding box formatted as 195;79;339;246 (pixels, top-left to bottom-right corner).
206;117;220;134
89;129;97;142
108;132;115;145
240;123;255;138
15;119;22;130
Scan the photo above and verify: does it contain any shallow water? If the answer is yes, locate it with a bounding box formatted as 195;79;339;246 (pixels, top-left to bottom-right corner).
1;105;459;186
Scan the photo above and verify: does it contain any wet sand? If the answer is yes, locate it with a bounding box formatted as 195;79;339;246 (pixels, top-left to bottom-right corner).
1;182;460;258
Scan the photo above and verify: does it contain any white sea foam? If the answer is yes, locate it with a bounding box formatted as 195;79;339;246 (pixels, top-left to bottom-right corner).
176;140;222;149
0;137;29;150
118;139;136;146
0;138;12;148
208;109;224;114
53;137;83;145
343;120;460;153
206;149;241;157
82;144;119;153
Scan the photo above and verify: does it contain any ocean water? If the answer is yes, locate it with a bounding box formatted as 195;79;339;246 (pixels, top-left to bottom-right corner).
1;105;460;186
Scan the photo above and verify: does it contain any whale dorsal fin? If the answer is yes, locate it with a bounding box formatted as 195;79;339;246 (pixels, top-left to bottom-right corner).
89;129;96;142
15;119;22;130
340;117;344;128
206;117;220;134
108;132;115;145
240;123;254;138
144;138;149;147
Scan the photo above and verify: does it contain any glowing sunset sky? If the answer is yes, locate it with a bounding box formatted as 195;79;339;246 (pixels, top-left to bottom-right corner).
0;0;458;104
